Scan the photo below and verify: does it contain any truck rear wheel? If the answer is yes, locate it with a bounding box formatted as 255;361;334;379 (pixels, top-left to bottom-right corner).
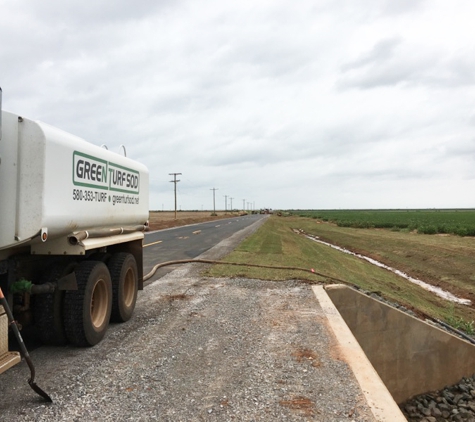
33;262;76;345
108;253;138;323
64;261;112;347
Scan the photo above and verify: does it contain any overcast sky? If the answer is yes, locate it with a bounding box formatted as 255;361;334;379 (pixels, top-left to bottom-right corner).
1;0;475;210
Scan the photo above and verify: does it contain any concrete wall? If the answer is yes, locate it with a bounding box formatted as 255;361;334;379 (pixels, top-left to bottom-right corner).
325;285;475;404
312;286;406;420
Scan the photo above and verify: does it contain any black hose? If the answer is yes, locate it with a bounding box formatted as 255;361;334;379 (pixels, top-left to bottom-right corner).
435;319;475;345
0;287;52;402
143;258;347;284
144;259;475;343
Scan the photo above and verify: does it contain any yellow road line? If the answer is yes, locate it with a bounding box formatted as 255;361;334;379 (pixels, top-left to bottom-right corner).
143;240;163;248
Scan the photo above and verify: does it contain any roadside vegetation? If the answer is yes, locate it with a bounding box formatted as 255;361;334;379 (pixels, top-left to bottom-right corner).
292;209;475;236
205;214;475;333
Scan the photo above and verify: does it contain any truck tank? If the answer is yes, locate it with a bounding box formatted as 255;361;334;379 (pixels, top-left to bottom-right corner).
0;110;149;257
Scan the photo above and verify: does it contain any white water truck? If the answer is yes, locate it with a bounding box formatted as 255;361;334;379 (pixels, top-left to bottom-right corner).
0;88;149;386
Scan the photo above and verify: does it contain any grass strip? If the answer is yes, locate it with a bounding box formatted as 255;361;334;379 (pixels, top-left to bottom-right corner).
205;216;475;329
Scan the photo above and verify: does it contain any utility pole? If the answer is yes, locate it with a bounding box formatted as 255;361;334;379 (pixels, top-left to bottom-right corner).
243;199;245;211
230;197;234;211
224;195;228;213
169;173;181;220
210;188;218;215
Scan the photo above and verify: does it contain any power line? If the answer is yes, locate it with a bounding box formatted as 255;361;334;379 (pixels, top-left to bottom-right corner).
169;173;182;220
210;188;218;215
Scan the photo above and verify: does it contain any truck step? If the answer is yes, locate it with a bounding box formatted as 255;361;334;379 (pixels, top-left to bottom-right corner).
0;351;21;374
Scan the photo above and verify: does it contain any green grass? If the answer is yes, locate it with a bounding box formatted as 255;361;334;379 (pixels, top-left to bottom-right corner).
205;215;475;331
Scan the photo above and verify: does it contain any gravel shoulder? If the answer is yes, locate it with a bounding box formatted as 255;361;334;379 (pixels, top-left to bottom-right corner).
0;217;376;421
0;270;375;421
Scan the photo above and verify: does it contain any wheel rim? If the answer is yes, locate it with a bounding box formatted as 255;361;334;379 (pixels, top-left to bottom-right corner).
90;278;109;329
123;268;135;308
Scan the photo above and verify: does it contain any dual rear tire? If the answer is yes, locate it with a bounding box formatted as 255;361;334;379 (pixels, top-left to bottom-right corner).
108;253;138;323
35;253;138;347
64;261;113;347
33;262;77;345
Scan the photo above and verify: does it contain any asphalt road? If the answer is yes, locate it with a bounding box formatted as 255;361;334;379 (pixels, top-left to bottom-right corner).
143;214;267;283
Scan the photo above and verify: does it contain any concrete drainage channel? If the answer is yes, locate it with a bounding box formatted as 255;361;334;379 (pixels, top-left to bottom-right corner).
315;284;475;421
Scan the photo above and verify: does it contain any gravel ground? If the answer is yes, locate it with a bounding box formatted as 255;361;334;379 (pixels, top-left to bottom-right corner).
0;265;375;421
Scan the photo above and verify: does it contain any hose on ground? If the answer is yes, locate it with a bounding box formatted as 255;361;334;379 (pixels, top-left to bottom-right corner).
143;258;347;284
143;259;475;344
435;319;475;345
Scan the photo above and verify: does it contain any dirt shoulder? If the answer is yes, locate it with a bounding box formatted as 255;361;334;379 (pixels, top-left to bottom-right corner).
148;211;247;231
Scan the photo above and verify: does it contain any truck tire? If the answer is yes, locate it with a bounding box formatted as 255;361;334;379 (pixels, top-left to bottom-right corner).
33;262;77;345
108;253;138;323
64;261;112;347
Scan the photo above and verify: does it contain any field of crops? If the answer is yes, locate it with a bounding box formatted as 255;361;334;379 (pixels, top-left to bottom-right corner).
291;209;475;236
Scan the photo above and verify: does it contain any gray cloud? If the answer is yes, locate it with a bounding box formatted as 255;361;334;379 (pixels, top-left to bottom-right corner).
338;37;475;90
341;38;402;72
1;0;475;209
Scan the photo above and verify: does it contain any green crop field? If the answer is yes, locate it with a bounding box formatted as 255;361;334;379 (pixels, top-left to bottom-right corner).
291;209;475;236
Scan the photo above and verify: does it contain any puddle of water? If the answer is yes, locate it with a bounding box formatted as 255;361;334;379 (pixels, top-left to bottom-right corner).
304;233;471;306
